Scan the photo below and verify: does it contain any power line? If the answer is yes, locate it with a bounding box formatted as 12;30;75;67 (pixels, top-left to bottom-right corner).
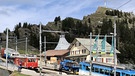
116;0;132;9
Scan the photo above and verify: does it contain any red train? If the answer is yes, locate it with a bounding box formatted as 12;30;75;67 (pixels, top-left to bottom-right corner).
14;56;38;69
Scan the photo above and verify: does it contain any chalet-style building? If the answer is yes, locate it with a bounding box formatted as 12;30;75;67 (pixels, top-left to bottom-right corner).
41;35;70;64
66;38;120;64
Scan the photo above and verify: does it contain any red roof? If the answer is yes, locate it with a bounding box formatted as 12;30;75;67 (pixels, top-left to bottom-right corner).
44;50;69;56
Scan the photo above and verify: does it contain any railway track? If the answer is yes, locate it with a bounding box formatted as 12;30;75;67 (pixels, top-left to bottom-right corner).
41;66;78;75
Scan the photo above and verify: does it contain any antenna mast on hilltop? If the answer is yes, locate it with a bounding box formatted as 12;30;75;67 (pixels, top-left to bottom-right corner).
104;0;111;8
104;0;107;8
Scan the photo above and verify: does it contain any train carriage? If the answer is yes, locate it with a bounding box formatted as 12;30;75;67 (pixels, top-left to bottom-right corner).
1;48;20;58
79;61;135;76
14;56;38;69
60;59;79;74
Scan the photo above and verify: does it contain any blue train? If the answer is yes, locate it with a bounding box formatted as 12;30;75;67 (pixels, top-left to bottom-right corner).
60;59;79;74
79;61;135;76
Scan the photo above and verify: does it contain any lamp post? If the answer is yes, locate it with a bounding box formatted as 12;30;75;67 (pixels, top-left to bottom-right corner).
6;28;8;69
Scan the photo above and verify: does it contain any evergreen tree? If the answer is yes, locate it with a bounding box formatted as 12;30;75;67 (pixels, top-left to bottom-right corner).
23;22;28;28
62;17;75;31
14;23;21;38
100;18;113;35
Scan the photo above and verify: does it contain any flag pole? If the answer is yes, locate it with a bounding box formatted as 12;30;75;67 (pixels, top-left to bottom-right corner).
89;32;92;75
114;19;117;76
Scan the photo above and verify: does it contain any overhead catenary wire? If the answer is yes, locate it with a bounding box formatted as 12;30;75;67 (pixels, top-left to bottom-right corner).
116;0;132;9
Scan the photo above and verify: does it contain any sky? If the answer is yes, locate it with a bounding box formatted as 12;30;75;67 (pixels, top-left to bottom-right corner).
0;0;134;32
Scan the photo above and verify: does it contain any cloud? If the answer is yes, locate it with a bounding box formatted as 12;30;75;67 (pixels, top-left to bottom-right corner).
0;0;134;32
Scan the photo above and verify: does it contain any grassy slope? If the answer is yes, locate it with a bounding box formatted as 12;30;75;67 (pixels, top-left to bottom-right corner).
10;71;30;76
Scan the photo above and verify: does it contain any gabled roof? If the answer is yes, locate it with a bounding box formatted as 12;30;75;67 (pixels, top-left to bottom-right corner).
54;35;70;50
42;50;69;57
68;38;120;53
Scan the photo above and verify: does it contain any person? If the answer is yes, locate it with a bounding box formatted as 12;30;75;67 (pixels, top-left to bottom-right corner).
59;63;62;74
18;60;22;72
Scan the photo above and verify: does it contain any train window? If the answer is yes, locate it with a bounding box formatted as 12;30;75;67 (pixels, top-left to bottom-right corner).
116;72;120;76
79;64;82;69
125;74;130;76
95;68;99;73
92;67;94;71
105;70;110;75
86;66;90;71
32;59;35;62
28;59;32;62
83;65;85;70
100;69;104;74
110;71;114;76
122;73;125;76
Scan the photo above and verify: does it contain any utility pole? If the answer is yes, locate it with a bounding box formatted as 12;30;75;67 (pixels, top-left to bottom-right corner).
114;18;117;76
6;28;8;69
16;36;17;52
42;38;57;66
89;32;92;75
44;36;46;66
39;23;67;76
25;37;28;54
39;23;42;76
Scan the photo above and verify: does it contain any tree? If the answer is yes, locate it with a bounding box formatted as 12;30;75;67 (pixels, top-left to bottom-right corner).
14;23;22;38
100;18;113;35
29;32;39;48
23;22;28;28
3;28;11;34
54;16;61;25
62;17;75;31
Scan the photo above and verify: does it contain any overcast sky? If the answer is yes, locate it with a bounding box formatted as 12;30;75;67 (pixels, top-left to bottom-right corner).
0;0;134;32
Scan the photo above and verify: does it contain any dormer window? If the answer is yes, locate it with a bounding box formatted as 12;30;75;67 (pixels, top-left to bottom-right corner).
75;41;81;47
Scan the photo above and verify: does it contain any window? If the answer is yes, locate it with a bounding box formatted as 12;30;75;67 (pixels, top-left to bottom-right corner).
106;58;113;63
70;52;72;55
75;51;76;54
76;50;80;54
110;71;114;76
73;51;74;55
28;59;31;62
91;57;93;61
79;43;81;46
75;42;79;47
92;67;94;71
82;49;86;54
31;59;36;62
79;64;82;69
95;68;99;72
100;69;104;74
105;70;110;75
75;42;81;47
96;58;102;62
116;72;120;76
86;66;90;71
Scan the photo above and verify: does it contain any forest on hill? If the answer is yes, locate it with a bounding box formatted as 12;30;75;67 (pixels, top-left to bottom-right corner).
1;7;135;64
